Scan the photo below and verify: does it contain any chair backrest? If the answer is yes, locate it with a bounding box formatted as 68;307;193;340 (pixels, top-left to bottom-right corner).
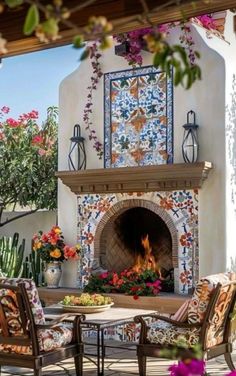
0;278;45;324
0;278;44;355
202;281;236;349
187;273;234;324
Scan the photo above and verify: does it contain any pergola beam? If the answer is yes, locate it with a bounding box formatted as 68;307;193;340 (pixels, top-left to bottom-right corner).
1;0;235;57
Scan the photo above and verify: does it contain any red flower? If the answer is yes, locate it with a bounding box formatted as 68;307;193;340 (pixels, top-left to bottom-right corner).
64;245;80;260
29;110;39;119
41;234;49;242
6;118;20;128
32;135;44;144
133;295;139;300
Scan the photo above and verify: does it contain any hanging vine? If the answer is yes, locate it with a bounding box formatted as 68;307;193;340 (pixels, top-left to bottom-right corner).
82;43;103;159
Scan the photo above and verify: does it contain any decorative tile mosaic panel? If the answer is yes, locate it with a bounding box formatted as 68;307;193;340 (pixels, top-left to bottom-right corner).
104;66;173;168
77;190;199;294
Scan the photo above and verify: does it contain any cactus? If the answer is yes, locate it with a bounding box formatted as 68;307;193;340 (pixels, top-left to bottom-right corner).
22;244;44;286
0;233;25;278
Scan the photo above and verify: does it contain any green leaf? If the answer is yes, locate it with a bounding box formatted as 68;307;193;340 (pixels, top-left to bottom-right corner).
173;45;188;66
174;68;182;86
23;4;40;36
42;18;59;37
80;48;90;61
4;0;23;8
73;35;85;49
153;52;162;68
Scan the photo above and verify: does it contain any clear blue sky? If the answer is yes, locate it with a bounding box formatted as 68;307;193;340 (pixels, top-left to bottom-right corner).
0;44;81;123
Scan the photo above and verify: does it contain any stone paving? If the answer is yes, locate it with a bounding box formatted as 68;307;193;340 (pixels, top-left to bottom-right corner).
1;346;235;376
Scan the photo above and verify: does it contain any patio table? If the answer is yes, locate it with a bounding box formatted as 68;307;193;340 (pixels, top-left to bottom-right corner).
44;305;156;376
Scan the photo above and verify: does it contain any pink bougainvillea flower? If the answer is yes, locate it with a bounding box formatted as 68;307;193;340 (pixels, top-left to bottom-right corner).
226;372;236;376
6;118;20;128
1;106;10;114
169;359;205;376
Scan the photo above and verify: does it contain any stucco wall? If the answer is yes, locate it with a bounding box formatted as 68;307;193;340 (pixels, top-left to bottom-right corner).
0;211;57;254
58;22;230;276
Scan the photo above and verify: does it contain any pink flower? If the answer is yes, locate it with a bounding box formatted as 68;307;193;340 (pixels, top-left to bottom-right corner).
32;135;43;144
100;272;109;279
38;149;47;156
28;110;39;119
6;118;20;128
227;372;236;376
169;359;205;376
1;106;10;114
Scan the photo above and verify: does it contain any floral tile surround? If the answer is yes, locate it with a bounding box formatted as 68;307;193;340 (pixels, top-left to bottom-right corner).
77;190;199;294
104;66;173;168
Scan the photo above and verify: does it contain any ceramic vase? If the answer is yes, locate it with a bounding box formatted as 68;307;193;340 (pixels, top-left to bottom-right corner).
60;259;79;288
44;261;62;288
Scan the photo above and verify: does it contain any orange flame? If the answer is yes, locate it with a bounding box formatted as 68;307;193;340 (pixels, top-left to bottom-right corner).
132;234;162;277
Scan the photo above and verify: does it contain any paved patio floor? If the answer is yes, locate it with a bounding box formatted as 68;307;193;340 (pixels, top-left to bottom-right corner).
1;345;235;376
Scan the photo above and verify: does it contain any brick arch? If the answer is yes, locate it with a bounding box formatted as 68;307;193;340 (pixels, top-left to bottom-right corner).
94;198;179;268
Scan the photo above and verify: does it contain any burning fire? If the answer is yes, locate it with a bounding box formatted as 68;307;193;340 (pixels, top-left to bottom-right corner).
132;234;162;277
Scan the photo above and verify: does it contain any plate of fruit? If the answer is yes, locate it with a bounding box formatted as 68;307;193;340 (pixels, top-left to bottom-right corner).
60;293;114;313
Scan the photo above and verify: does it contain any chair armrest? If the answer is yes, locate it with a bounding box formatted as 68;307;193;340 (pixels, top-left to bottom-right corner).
36;313;84;329
134;314;201;328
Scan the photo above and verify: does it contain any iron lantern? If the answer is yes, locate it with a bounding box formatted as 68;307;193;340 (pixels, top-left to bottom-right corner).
182;110;199;163
68;124;86;170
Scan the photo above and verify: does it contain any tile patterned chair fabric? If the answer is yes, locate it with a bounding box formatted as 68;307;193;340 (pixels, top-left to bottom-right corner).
0;278;84;376
134;273;236;376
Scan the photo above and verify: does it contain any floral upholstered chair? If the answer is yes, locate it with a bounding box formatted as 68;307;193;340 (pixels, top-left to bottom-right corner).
134;273;236;376
0;278;84;376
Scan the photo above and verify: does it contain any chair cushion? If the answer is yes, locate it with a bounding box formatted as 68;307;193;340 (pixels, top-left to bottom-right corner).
187;273;233;324
147;321;200;347
0;278;45;324
171;299;190;322
0;323;73;354
38;323;73;352
205;282;235;348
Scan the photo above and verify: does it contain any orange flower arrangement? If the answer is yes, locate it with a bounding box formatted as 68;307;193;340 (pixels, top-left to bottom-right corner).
33;226;81;263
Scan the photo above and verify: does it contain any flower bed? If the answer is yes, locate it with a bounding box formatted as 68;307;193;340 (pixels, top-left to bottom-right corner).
84;269;174;299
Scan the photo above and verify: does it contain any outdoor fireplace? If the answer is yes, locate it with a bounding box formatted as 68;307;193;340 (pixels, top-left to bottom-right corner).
97;206;173;277
77;189;200;294
57;162;212;294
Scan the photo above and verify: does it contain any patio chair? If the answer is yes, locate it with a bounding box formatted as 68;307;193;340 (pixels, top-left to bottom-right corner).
134;273;236;376
0;278;84;376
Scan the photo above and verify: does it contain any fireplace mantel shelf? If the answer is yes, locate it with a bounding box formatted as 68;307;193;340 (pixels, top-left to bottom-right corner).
56;162;212;194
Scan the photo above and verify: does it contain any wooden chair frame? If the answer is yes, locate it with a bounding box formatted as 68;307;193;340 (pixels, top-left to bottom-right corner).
0;282;84;376
134;281;236;376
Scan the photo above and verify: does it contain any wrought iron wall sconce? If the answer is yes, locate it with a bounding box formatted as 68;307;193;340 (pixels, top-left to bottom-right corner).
68;124;86;170
182;110;199;163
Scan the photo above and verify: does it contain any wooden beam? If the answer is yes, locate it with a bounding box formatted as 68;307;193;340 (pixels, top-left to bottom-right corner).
1;0;235;58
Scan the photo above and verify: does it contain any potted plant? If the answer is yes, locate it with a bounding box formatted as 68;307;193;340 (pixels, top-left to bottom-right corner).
32;226;81;288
